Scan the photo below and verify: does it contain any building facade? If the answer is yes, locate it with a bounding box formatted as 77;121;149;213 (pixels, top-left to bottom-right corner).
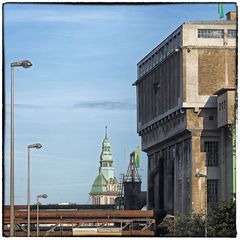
134;12;236;215
89;127;120;204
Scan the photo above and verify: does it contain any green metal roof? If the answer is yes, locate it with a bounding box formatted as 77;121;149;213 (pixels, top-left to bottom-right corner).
90;173;108;195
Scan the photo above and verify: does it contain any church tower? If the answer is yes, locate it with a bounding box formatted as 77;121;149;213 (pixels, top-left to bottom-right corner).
89;127;120;205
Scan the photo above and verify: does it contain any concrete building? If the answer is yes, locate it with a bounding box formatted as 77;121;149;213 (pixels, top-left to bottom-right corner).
133;12;236;215
89;127;120;204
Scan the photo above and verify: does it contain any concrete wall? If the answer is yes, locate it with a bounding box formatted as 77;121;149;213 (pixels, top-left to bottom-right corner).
227;91;236;124
135;20;236;216
217;92;228;127
217;89;235;128
182;22;236;109
137;52;181;130
182;22;236;47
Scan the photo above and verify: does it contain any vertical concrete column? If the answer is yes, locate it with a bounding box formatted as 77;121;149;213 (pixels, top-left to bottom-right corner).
185;48;199;103
191;135;207;213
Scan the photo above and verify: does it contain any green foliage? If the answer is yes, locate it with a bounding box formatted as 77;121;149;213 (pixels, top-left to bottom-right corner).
158;200;236;237
159;213;205;237
208;200;236;237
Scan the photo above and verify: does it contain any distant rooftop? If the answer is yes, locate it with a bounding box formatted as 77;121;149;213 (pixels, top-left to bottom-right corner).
183;20;236;25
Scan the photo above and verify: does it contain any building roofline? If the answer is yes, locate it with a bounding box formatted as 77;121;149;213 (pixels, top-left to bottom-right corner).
136;24;183;66
183;20;236;25
136;19;236;67
214;87;236;95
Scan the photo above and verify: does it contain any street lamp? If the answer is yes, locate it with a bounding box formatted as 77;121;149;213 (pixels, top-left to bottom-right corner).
195;171;207;237
27;143;42;237
37;194;48;237
10;60;32;237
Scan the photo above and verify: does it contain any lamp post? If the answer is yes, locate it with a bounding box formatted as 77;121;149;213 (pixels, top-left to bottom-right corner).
195;171;207;237
27;143;42;237
10;60;32;237
37;194;48;237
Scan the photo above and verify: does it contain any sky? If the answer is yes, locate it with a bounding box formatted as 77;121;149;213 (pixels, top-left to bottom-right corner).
3;2;237;205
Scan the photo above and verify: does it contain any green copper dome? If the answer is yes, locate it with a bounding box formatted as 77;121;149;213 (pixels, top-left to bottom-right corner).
90;173;108;195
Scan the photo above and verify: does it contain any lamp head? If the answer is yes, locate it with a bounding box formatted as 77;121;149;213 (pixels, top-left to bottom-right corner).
11;60;32;68
195;172;207;178
28;143;42;149
195;172;201;178
38;194;48;199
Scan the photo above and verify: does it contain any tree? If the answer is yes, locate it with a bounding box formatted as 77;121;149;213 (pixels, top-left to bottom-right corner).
158;213;205;236
208;200;236;237
158;200;236;237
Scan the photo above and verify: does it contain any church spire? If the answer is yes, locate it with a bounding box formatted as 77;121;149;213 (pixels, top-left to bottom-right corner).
99;127;114;180
105;126;108;138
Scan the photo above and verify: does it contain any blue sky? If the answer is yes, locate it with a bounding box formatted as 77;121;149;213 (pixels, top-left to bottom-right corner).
3;3;237;205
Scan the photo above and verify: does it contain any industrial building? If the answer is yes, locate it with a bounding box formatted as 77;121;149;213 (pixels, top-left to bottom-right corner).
133;12;236;215
122;149;147;210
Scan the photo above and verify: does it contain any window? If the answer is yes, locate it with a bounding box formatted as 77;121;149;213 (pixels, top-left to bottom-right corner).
228;29;236;38
204;141;218;166
207;179;218;203
198;29;224;38
102;162;108;167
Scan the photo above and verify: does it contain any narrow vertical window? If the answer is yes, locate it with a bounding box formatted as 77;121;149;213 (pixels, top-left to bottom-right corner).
207;179;218;203
204;141;218;166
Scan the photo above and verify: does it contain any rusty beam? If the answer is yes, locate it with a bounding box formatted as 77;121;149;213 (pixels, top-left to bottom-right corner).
122;230;155;236
4;217;155;224
3;231;72;237
141;221;154;231
4;230;154;237
4;209;154;218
